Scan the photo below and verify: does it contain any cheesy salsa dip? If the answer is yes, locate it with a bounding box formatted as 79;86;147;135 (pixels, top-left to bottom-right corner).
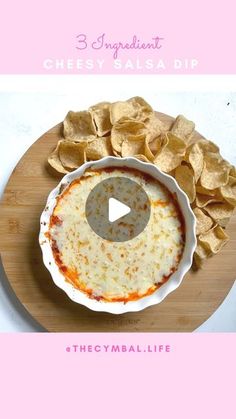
47;167;185;303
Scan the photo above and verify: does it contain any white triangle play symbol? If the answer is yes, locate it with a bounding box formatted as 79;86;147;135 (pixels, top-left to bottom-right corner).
108;197;131;223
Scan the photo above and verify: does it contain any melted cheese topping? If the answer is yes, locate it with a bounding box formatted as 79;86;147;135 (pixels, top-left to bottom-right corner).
48;168;185;302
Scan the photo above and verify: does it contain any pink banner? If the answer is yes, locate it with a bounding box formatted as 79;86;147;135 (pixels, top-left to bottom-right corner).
0;333;235;418
0;0;235;74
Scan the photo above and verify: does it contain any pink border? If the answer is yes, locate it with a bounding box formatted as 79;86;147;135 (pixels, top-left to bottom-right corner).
0;333;235;418
0;0;235;74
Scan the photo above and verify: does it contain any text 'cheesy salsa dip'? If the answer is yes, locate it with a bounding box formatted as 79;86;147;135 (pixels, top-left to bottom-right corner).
47;167;185;303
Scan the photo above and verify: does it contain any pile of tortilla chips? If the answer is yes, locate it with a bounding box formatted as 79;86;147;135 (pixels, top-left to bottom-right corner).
48;96;236;268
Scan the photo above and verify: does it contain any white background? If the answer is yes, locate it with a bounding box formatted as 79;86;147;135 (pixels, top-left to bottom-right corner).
0;75;236;332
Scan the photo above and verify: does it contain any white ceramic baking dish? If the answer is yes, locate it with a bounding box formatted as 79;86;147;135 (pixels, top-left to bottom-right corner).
39;156;196;314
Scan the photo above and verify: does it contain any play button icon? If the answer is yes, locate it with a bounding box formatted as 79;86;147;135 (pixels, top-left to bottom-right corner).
108;198;131;223
85;176;151;242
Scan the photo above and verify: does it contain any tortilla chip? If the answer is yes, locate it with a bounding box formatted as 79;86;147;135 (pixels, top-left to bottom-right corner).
48;141;70;174
89;102;112;137
110;102;136;125
193;239;212;267
186;142;204;182
127;96;153;120
111;118;145;154
58;140;86;169
229;166;236;178
175;164;196;203
220;176;236;206
199;225;229;254
144;114;166;142
200;152;230;189
121;134;145;157
86;137;113;160
204;202;235;224
196;185;217;196
154;133;186;172
144;135;164;161
63;111;96;141
110;97;153;125
217;218;230;228
197;139;219;153
193;207;214;235
196;184;223;208
196;193;223;208
112;149;122;157
171;115;195;143
134;154;150;162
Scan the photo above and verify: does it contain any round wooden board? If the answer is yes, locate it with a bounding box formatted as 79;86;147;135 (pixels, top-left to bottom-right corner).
0;112;235;332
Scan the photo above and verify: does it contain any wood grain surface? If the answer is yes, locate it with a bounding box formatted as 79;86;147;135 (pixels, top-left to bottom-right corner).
0;112;235;332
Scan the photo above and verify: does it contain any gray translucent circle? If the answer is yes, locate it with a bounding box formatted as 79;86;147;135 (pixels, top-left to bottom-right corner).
85;177;151;242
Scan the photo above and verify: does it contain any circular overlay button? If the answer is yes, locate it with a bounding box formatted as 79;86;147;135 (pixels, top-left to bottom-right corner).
85;177;151;242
